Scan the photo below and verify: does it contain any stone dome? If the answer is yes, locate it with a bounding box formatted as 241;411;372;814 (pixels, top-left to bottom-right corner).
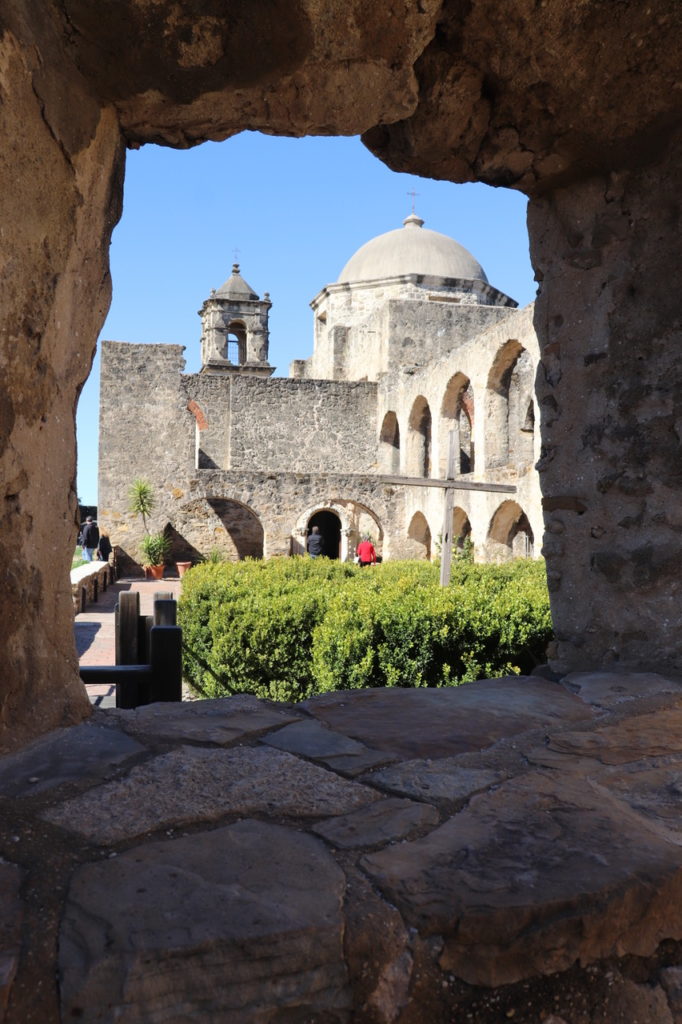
215;264;259;300
337;214;489;285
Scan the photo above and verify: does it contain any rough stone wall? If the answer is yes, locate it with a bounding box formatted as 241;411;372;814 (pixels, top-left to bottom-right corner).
2;0;681;752
99;341;195;567
227;376;379;474
308;277;513;381
184;373;231;469
0;6;124;751
531;136;682;675
385;300;513;377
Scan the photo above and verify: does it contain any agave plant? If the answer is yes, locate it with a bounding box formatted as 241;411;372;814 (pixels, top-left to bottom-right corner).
139;531;171;567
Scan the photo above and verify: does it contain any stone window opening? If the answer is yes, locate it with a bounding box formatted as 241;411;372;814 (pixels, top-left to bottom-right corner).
485;339;534;470
379;411;400;473
225;322;247;364
406;510;432;560
406;395;432;477
440;373;474;476
486;500;534;562
451;507;473;554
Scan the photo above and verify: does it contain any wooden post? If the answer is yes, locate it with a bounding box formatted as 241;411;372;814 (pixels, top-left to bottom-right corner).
115;590;141;708
440;430;458;588
149;626;183;703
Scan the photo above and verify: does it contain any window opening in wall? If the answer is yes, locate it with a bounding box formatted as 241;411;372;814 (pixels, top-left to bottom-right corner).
407;511;431;560
407;396;432;477
379;411;400;473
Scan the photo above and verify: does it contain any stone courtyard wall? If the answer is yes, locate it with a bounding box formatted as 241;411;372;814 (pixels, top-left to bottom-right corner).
227;376;379;474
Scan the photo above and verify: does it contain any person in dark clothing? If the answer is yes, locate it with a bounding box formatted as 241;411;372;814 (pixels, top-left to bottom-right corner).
79;516;100;562
306;525;324;558
96;531;113;563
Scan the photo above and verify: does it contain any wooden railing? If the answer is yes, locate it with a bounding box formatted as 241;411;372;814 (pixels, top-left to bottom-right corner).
79;591;182;709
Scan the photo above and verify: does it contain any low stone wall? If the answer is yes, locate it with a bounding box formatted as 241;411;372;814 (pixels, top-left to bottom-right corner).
70;561;114;614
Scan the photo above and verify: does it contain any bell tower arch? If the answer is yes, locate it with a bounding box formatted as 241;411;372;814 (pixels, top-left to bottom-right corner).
199;263;274;377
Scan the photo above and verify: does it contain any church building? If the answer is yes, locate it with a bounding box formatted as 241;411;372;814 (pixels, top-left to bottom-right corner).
98;214;541;570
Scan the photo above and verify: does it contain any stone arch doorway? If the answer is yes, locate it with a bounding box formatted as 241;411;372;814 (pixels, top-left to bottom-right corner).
440;373;474;476
452;507;473;553
486;500;534;562
172;497;265;561
307;509;341;560
406;396;432;477
406;511;432;560
379;411;400;473
485;341;534;471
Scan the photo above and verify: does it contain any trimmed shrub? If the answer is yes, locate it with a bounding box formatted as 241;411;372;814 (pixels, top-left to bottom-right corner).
178;557;552;701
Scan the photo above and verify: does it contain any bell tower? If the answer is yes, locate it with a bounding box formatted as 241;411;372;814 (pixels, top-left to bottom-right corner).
199;264;274;376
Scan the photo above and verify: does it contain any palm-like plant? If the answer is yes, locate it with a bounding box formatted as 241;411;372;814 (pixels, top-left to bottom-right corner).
128;478;155;534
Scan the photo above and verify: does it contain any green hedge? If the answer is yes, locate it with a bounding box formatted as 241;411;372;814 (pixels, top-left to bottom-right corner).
178;557;553;702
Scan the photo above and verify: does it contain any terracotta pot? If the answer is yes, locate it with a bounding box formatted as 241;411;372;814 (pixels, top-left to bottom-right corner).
176;561;192;578
149;564;165;580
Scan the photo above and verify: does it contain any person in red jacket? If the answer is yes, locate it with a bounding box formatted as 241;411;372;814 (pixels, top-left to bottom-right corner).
356;536;377;567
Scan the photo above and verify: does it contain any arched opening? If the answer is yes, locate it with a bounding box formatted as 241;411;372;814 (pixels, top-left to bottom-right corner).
487;500;534;562
406;396;432;477
206;498;264;559
406;511;432;560
165;524;203;565
485;341;534;470
451;507;473;555
307;509;341;560
225;320;247;364
379;411;400;473
440;373;474;476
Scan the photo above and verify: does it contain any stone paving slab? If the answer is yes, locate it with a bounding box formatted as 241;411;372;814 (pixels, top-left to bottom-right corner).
562;670;682;709
0;721;145;798
59;821;350;1023
262;717;398;776
0;861;22;1020
42;745;382;844
361;768;682;988
4;672;682;1021
546;702;682;764
312;795;439;849
107;695;301;744
303;676;595;759
367;758;509;805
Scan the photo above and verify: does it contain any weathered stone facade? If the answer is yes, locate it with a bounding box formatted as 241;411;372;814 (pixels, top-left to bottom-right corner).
99;219;542;572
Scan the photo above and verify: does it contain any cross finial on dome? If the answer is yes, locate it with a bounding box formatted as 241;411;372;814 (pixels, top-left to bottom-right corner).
407;187;420;213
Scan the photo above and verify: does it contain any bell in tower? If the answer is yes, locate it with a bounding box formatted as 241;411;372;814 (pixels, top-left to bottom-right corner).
198;264;275;377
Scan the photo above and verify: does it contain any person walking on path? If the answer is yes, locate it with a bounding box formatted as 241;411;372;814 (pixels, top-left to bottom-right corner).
79;516;100;562
306;525;324;558
97;530;113;564
356;536;377;567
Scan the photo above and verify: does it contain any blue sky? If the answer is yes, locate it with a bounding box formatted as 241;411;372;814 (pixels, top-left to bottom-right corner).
76;132;536;504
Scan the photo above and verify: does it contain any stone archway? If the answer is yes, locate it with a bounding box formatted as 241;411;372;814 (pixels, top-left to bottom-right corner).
406;396;432;478
3;1;681;746
307;509;341;560
486;500;534;563
406;511;432;560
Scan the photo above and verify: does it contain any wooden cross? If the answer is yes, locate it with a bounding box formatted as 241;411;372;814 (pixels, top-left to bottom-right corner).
378;428;516;587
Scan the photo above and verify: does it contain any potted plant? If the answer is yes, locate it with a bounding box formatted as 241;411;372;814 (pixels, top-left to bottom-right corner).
139;531;171;580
